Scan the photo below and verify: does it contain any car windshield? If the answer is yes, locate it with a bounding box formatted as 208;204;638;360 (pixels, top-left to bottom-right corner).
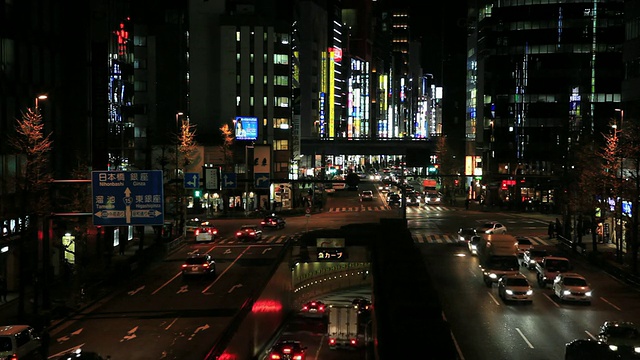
546;259;570;272
507;278;529;287
530;250;548;258
480;223;494;229
563;277;587;286
518;239;532;246
488;256;520;270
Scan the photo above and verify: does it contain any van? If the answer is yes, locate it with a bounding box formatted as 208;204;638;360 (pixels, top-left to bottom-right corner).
0;325;43;359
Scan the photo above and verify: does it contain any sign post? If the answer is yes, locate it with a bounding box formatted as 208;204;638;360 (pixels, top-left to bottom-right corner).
91;170;164;226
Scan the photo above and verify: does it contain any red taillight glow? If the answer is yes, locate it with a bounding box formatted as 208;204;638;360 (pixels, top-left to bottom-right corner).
249;231;255;235
283;347;292;354
181;264;188;269
293;355;303;360
236;232;242;236
329;338;336;345
195;229;200;235
9;354;17;360
319;305;325;311
202;263;209;268
350;338;357;346
302;305;308;311
261;221;266;225
311;302;316;306
269;354;281;360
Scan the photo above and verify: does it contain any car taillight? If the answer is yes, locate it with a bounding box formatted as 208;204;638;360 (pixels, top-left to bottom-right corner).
202;263;209;268
329;338;336;345
261;221;266;225
319;305;325;311
293;355;303;360
212;229;218;234
9;354;17;360
302;305;308;311
195;229;200;235
236;232;242;236
181;264;188;268
283;347;292;354
350;338;357;346
249;231;255;235
269;354;281;360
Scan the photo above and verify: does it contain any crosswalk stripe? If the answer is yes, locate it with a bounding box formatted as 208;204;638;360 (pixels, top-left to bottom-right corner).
411;234;552;246
328;206;457;213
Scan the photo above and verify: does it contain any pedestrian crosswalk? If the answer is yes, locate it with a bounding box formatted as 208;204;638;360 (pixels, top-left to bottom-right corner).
411;234;551;246
199;235;291;245
328;205;456;213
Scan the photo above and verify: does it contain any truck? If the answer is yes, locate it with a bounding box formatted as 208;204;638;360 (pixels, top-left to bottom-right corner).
535;256;572;288
476;234;521;287
327;304;360;349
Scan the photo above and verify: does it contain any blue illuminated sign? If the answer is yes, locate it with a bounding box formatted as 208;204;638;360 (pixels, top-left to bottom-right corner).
234;116;258;141
91;170;164;226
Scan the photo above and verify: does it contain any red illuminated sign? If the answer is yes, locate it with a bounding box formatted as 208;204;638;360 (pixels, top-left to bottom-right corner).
330;47;342;63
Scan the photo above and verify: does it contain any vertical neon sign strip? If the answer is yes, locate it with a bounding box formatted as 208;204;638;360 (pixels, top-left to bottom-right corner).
329;49;335;138
320;52;327;137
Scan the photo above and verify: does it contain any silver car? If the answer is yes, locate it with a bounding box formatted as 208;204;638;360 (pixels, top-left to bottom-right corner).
553;272;592;304
497;273;533;303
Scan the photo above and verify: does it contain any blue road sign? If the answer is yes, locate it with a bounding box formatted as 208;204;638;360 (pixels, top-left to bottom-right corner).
221;172;237;189
184;172;200;189
91;170;164;226
255;173;270;189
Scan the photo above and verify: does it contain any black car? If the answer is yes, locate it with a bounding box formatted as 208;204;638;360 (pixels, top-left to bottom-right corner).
565;338;618;360
261;214;286;229
181;253;216;277
352;297;371;314
387;193;401;206
268;340;307;360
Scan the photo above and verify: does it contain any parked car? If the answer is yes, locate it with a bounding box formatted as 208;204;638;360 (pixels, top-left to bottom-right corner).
477;221;508;234
194;222;218;242
235;225;263;241
261;214;286;229
553;272;592;304
268;340;307;360
497;273;533;303
597;321;640;357
181;253;216;277
0;325;43;360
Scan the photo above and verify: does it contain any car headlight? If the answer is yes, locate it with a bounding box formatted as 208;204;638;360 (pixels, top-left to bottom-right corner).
484;230;491;234
634;346;640;354
563;290;571;296
470;245;477;250
526;290;533;295
529;260;536;264
505;289;513;295
585;291;592;297
489;273;498;279
609;345;619;351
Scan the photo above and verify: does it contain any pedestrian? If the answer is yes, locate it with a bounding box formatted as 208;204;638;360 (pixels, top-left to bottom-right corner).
548;221;555;239
0;275;7;302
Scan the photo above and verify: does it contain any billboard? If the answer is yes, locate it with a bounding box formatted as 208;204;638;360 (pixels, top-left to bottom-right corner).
234;116;258;140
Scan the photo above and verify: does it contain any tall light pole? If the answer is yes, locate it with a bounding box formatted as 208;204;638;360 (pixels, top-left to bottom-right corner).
175;112;183;236
615;108;625;261
35;94;47;115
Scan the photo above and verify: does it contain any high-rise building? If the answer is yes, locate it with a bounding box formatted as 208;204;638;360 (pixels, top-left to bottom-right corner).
466;0;625;207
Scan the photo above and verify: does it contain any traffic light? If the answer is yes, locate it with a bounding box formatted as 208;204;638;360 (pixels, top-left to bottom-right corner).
194;190;201;198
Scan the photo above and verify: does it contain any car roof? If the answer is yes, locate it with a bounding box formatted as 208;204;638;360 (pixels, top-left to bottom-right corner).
187;252;209;259
560;272;585;278
0;325;33;336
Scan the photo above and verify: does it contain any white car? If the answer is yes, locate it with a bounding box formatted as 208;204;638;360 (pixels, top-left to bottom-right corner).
360;190;374;201
477;221;507;234
522;248;548;270
553;272;592;304
497;273;533;303
516;238;534;258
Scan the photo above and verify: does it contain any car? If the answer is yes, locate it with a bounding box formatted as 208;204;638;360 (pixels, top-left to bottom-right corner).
301;300;326;317
194;222;218;242
516;238;534;256
497;273;533;303
351;297;371;313
477;221;507;234
359;190;374;201
468;235;481;255
235;225;263;241
565;338;618;360
457;227;477;244
553;272;592;304
424;191;442;205
268;340;307;360
53;348;111;360
0;325;43;360
598;321;640;357
386;193;401;206
378;179;392;192
405;193;421;206
181;253;216;277
261;214;286;229
184;218;204;236
522;248;549;269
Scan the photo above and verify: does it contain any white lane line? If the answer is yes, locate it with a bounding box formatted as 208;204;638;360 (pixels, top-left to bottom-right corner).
599;297;622;311
488;292;501;305
543;293;560;308
516;327;534;348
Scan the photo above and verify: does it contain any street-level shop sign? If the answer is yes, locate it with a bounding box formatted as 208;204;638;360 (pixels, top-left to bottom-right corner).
91;170;164;226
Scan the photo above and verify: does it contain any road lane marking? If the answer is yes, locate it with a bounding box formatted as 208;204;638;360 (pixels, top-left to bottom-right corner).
599;297;622;311
586;330;597;339
165;318;178;330
543;293;560;307
515;327;534;348
488;292;500;305
202;246;252;294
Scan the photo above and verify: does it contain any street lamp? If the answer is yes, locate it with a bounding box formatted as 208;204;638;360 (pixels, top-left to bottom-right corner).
35;94;47;115
175;112;183;236
615;108;624;261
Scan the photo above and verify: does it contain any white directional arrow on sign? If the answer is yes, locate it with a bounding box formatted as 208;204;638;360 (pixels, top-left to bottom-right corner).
256;175;268;185
186;174;198;188
131;210;163;218
223;174;235;187
124;187;133;223
94;210;126;218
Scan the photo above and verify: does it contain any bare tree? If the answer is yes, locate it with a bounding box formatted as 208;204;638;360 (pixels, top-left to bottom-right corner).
7;108;53;318
619;120;640;272
219;123;235;172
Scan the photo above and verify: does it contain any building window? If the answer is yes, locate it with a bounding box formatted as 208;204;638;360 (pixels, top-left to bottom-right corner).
236;31;240;42
250;75;254;85
237;75;240;84
274;97;289;107
264;97;268;106
273;118;289;128
250;97;254;106
274;54;289;65
236;53;240;62
274;75;288;86
134;81;147;91
236;96;241;106
274;140;289;150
